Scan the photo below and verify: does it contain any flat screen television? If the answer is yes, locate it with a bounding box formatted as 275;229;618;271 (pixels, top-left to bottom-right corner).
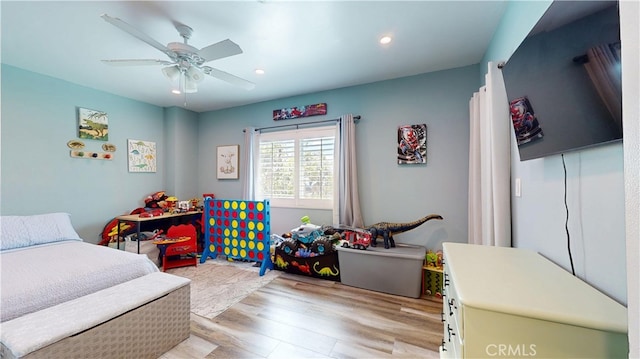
502;1;622;161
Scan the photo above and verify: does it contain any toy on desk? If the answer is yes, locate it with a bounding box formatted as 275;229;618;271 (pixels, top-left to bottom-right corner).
139;209;164;218
144;191;168;209
189;197;203;211
165;196;178;213
175;200;191;213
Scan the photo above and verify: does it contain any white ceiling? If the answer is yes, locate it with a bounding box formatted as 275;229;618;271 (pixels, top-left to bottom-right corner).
2;1;514;113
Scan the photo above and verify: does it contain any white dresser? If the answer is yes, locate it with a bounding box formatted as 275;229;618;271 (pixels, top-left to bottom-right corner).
440;243;628;358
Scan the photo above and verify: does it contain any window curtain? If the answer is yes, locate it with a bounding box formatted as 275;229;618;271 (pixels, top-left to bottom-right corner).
333;114;364;228
241;127;257;200
468;62;511;247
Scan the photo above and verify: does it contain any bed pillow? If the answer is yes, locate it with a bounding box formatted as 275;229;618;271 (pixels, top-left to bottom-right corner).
1;213;82;251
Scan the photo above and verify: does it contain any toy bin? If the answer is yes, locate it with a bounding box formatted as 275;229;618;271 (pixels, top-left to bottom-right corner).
273;247;340;281
336;243;426;298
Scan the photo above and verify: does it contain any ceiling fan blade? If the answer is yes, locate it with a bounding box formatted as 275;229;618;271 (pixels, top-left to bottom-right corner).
203;66;255;90
198;39;243;62
101;59;174;66
101;14;175;59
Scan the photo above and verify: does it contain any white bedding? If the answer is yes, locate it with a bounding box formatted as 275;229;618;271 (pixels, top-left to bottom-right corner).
108;238;161;266
0;240;159;322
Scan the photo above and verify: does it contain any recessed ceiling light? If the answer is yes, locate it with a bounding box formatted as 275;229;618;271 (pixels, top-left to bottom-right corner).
255;69;265;75
380;36;392;45
171;89;181;95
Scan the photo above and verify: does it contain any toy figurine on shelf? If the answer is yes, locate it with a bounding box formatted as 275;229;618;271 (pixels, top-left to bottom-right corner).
425;250;444;269
144;191;168;210
177;200;190;213
165;196;178;213
366;214;443;249
189;197;202;211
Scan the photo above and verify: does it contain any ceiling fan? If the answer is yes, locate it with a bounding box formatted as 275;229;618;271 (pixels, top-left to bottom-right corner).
100;14;255;94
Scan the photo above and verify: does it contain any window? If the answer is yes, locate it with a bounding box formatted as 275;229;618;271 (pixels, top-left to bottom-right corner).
255;125;337;209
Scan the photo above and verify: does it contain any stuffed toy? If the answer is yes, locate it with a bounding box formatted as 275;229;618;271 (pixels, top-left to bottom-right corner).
144;191;168;209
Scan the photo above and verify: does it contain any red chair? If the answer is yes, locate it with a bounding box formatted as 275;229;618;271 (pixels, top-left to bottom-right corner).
162;224;198;271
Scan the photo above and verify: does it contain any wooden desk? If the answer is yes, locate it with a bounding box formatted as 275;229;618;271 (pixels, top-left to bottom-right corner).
116;211;201;253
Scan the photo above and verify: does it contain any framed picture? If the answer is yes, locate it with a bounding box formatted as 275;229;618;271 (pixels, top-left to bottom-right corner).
217;145;239;179
397;124;427;164
128;139;157;172
78;107;108;141
273;103;327;121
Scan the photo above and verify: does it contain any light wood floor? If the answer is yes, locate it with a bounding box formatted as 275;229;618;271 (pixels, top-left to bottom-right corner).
162;273;444;358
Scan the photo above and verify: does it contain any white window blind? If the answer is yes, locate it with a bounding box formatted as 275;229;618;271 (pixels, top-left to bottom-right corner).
255;125;337;209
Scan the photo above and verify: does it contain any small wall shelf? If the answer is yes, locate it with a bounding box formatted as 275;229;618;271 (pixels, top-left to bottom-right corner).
70;150;113;160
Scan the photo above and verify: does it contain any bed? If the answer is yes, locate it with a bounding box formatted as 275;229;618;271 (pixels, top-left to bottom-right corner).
0;213;191;359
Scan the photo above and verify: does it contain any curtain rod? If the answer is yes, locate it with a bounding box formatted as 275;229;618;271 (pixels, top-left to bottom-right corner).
243;115;361;132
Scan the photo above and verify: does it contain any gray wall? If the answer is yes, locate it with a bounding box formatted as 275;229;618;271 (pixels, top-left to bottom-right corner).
164;106;199;200
197;65;479;248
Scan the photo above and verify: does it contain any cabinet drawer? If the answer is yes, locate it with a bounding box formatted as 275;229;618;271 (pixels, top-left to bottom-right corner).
442;242;629;358
443;268;464;340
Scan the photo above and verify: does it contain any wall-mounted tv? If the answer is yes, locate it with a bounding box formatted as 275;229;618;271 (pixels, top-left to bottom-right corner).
502;1;622;161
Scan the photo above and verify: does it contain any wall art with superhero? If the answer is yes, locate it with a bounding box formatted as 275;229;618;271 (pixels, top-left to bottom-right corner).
397;124;427;164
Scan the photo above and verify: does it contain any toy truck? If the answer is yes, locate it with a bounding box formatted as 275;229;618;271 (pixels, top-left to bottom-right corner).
339;228;372;250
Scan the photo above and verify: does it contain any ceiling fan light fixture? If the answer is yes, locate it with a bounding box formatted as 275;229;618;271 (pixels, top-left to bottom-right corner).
162;66;181;81
186;66;204;83
184;78;198;93
101;14;253;103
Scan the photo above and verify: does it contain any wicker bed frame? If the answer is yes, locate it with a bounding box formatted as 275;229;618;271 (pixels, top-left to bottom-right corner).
0;213;191;359
1;272;190;359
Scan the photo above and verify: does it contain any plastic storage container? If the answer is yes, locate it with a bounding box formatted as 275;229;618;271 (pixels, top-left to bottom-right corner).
336;243;426;298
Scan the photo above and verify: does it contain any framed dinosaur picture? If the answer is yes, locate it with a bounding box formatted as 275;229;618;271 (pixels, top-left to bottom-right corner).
127;139;157;173
77;107;109;141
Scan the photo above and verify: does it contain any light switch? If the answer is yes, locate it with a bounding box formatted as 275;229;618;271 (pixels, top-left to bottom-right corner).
515;178;522;197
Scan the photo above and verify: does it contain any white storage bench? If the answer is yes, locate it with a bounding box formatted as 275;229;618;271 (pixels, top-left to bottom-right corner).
336;243;426;298
0;272;191;359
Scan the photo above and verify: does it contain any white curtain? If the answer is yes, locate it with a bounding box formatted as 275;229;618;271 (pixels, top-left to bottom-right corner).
241;127;257;200
333;114;364;228
468;62;511;247
583;43;623;130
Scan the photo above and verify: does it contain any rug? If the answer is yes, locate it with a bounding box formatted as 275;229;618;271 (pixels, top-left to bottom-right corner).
165;258;281;319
